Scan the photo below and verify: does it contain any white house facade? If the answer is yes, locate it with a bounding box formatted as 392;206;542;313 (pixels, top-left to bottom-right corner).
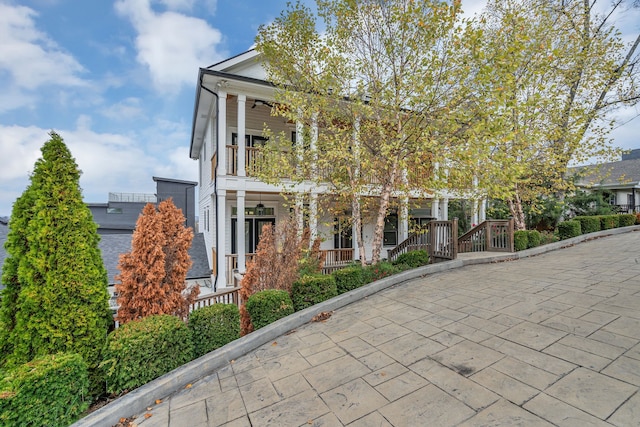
189;50;486;290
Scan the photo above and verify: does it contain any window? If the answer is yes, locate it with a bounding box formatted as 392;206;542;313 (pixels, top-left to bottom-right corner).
383;212;398;246
107;208;122;214
334;218;353;249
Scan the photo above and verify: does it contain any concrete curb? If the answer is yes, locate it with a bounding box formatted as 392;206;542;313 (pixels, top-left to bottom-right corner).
73;225;640;427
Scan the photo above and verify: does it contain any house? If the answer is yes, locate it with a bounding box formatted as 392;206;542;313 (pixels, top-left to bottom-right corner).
189;49;487;289
573;149;640;213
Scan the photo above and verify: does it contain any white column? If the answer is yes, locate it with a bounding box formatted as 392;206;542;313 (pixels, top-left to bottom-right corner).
472;201;479;226
310;191;318;244
237;95;246;177
237;190;246;273
216;189;227;288
400;197;409;241
217;91;227;177
479;199;487;222
442;198;449;221
432;198;440;220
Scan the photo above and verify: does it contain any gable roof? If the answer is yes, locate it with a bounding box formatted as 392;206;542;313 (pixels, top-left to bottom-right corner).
573;157;640;189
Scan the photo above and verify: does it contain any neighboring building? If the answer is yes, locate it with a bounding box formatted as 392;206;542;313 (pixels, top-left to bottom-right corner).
573;149;640;213
188;49;486;289
88;177;197;234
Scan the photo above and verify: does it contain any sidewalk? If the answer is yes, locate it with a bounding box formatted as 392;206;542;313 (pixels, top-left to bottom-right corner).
89;229;640;426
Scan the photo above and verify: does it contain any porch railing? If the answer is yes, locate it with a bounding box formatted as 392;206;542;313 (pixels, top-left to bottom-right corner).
190;287;241;310
388;219;458;262
614;204;640;214
320;248;355;273
458;219;514;253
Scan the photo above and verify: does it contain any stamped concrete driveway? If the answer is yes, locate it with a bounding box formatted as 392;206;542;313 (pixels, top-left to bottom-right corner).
135;231;640;426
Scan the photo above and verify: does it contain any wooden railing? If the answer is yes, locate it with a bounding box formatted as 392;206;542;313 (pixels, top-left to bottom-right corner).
225;253;256;287
458;219;514;253
388;219;458;262
320;248;355;273
190;287;241;310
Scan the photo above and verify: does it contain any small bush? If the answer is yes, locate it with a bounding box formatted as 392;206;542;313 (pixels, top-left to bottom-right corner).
573;216;601;234
245;290;294;330
392;250;429;268
364;261;400;283
189;304;240;358
101;315;194;395
557;220;581;240
600;215;618;230
333;266;367;294
618;214;636;227
292;275;338;311
539;231;559;245
0;353;88;427
514;230;528;251
526;230;542;248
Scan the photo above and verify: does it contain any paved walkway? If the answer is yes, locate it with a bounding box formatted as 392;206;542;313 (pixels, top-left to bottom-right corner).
135;232;640;426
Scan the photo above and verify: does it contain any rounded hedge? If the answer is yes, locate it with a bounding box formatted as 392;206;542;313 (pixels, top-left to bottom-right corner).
292;274;338;311
189;304;240;358
573;216;600;234
100;314;194;395
618;214;636;227
245;290;294;330
526;230;542;248
392;250;429;268
333;266;367;294
557;220;581;240
514;230;528;251
600;215;618;230
364;261;400;282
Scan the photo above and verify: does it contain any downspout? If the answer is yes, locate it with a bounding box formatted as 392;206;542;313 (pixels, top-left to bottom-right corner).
200;76;220;291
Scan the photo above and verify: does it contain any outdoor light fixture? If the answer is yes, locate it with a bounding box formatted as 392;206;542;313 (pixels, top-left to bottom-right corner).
252;99;273;109
256;193;265;216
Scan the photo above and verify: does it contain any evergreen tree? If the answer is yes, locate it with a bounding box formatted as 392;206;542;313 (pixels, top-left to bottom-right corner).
0;132;112;379
115;199;198;323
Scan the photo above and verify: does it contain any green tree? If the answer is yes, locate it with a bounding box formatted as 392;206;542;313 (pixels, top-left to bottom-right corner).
115;199;198;323
255;0;485;264
478;0;639;229
0;132;112;386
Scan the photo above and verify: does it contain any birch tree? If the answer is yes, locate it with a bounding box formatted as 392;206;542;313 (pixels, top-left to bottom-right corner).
255;0;485;263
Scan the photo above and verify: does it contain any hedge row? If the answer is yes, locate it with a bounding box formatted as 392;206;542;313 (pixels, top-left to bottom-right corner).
556;213;637;241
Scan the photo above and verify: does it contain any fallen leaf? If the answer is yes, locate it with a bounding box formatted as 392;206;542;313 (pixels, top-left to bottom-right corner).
155;399;162;405
144;413;153;419
272;341;278;346
146;407;152;411
185;384;192;389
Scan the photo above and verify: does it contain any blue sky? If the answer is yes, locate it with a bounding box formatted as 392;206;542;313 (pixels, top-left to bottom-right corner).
1;0;639;216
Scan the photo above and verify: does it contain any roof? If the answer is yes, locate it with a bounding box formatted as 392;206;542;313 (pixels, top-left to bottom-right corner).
99;232;211;284
573;157;640;189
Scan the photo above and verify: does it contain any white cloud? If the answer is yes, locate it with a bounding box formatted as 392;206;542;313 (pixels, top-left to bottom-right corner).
115;0;225;94
100;97;145;121
0;3;87;90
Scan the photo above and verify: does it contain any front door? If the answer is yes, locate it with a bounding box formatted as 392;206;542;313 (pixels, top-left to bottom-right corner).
231;217;275;254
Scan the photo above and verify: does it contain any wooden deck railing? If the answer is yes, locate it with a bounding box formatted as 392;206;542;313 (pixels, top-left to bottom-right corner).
190;287;241;310
320;248;355;273
388;219;458;262
458;219;514;253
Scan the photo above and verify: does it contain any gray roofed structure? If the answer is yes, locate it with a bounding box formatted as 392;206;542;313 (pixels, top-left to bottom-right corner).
573;156;640;189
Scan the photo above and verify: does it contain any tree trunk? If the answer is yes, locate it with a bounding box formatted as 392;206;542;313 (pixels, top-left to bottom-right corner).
351;196;367;266
371;171;397;264
507;192;526;231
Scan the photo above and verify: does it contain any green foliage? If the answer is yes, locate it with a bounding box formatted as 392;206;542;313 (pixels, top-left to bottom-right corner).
557;220;582;240
392;250;429;269
526;230;542;248
573;216;601;234
189;304;240;358
539;231;559;245
332;266;367;294
100;315;194;395
514;231;529;251
486;199;511;220
0;353;89;427
364;261;400;282
0;133;111;395
291;275;338;311
618;214;636;227
525;197;564;231
600;215;619;230
245;290;294;330
566;190;616;217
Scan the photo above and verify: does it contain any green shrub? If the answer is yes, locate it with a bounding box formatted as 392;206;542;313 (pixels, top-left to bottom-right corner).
526;230;542;248
245;290;294;330
291;275;338;311
364;261;400;282
557;220;581;240
618;214;636;227
101;315;194;395
514;230;528;251
392;250;429;268
540;231;559;245
333;266;367;294
600;215;618;230
189;304;240;358
573;216;601;234
0;353;88;427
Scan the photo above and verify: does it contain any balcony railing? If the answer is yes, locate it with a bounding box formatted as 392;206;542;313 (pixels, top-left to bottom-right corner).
614;204;640;214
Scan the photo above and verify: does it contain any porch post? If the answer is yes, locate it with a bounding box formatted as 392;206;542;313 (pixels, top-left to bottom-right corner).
310;191;318;244
432;198;440;220
237;190;246;273
472;200;479;227
479;198;487;222
217;91;227;176
216;189;227;288
442;198;449;221
400;197;409;241
237;94;246;177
